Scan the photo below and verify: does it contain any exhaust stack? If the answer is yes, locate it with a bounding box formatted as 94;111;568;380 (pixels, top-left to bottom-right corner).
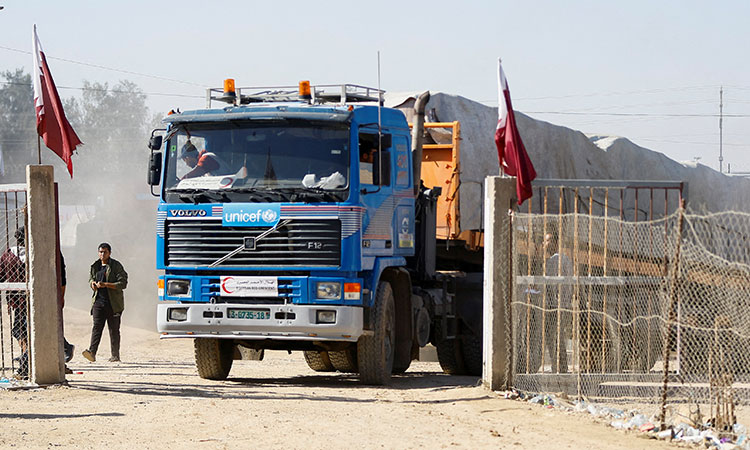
411;91;430;196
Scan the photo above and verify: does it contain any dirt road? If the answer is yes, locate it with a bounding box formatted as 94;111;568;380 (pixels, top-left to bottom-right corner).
0;307;673;449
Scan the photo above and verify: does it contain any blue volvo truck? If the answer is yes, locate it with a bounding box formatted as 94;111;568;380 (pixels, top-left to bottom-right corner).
147;81;483;384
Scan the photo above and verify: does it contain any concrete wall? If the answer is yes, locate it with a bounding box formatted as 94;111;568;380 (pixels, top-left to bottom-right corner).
27;165;65;385
482;176;516;390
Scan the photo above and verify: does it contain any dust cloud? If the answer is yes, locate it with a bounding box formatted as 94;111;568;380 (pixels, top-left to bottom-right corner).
53;129;161;331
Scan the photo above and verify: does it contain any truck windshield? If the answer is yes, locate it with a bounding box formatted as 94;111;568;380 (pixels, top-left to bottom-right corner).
163;121;350;203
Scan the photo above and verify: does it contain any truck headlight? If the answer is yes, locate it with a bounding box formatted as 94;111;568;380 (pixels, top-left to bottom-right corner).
316;282;341;299
167;279;191;297
168;307;188;322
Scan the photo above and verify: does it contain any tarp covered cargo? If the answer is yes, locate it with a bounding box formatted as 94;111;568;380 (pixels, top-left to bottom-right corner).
388;92;750;233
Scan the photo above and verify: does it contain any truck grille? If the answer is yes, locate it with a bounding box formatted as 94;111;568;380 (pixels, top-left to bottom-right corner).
165;219;341;267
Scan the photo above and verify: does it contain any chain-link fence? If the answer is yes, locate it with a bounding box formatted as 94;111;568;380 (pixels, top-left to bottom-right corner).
0;188;29;382
510;206;750;430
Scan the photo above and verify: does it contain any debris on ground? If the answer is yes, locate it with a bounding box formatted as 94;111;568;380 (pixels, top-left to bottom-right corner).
0;376;38;390
497;390;750;449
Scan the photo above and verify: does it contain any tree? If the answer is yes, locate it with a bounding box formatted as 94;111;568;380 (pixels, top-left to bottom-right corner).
64;79;156;183
0;69;158;185
0;69;36;182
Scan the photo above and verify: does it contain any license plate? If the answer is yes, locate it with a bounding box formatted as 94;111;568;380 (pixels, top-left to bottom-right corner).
227;308;270;320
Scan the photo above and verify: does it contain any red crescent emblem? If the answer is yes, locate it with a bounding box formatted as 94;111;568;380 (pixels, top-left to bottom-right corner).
221;277;235;294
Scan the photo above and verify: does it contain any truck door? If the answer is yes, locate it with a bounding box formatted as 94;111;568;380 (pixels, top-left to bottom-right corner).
392;134;414;257
359;131;395;258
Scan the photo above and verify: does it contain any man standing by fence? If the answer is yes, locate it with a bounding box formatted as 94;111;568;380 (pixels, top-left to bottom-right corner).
0;227;29;378
82;242;128;363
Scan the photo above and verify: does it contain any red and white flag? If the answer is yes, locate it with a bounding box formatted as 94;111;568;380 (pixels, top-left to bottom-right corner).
495;58;536;205
32;25;82;178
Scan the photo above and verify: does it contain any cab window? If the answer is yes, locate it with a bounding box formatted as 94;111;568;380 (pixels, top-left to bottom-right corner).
359;132;391;186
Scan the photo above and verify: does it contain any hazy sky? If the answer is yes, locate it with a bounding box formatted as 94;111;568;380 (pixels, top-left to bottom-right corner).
2;1;749;173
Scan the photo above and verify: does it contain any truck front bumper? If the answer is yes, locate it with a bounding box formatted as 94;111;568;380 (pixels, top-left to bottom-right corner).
157;303;363;342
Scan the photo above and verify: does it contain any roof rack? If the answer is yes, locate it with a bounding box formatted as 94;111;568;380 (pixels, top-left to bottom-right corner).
206;83;384;108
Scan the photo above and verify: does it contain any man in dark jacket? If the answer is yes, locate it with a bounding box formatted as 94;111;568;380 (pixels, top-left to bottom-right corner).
82;242;128;363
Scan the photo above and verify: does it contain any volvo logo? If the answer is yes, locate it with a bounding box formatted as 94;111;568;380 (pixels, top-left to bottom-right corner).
169;209;207;217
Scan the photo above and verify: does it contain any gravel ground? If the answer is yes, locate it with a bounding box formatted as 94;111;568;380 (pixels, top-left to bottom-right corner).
0;307;676;449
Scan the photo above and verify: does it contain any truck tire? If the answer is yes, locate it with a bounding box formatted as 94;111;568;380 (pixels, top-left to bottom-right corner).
194;338;233;380
392;357;411;374
434;322;466;375
329;349;358;373
461;333;483;376
303;351;334;372
357;281;396;385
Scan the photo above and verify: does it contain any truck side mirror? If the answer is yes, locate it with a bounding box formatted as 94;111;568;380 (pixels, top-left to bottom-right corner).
148;135;163;150
148;152;162;187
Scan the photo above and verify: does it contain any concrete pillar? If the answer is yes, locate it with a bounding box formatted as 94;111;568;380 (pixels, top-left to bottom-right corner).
26;165;64;385
482;176;516;391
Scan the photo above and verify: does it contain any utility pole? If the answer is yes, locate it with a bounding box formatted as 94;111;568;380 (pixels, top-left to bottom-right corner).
719;87;724;173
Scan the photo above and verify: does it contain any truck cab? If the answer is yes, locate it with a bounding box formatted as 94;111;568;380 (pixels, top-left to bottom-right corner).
148;82;431;384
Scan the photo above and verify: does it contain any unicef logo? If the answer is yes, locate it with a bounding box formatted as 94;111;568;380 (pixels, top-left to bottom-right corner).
262;209;278;223
223;204;281;227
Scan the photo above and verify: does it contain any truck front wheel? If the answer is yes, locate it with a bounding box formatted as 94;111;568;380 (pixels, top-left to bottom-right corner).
357;281;395;385
194;338;234;380
330;349;358;373
303;351;335;372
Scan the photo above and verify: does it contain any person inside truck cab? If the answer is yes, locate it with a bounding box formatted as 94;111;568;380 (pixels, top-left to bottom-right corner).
179;140;230;179
359;144;377;184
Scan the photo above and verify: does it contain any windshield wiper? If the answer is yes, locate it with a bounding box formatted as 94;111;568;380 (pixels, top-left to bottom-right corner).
272;187;346;202
220;186;270;193
169;188;229;204
220;186;293;202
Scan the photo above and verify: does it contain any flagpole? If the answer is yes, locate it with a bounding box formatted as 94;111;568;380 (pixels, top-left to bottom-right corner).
37;135;41;164
33;24;81;177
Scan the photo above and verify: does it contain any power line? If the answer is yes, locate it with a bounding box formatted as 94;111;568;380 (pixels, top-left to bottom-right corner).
481;86;750;107
527;111;750;118
635;137;746;147
515;84;723;101
478;84;730;105
638;132;747;138
0;80;204;99
8;77;742;119
2;45;749;122
569;98;717;112
0;44;205;87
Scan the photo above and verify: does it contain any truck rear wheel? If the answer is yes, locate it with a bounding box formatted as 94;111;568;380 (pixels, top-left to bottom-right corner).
461;333;483;376
434;323;466;375
329;349;358;373
357;281;395;385
303;351;335;372
392;357;411;374
194;338;234;380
